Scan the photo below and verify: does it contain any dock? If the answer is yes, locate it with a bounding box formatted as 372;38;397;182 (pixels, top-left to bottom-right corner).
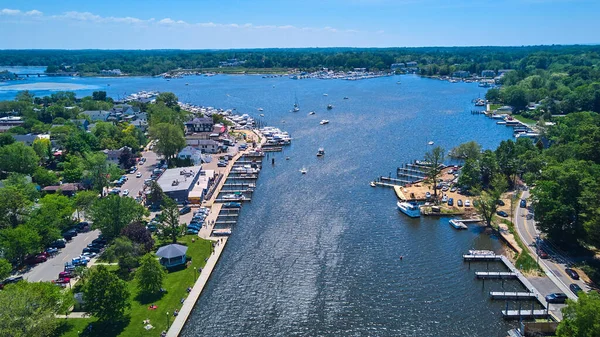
223;182;256;187
475;271;518;279
490;291;538;300
374;181;399;188
463;254;502;261
502;310;549;320
215;197;251;203
380;176;410;185
225;175;258;180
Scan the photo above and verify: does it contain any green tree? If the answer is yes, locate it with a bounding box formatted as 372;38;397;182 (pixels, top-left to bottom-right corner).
423;146;445;200
74;190;98;221
61;154;85;183
147;181;164;207
0;281;74;337
155;92;179;109
449;141;481;160
150;123;185;163
89;195;148;240
0;133;15;147
0;225;41;264
479;150;499;188
457;158;481;190
160;197;183;243
0;142;39;175
32;167;58;187
473;175;508;228
0;258;12;280
495;140;519;188
556;292;600;337
103;237;143;273
27;194;74;246
0;186;32;228
121;222;154;253
82;265;130;322
73;265;90;285
135;253;166;295
485;88;501;102
92;91;107;101
32;138;52;164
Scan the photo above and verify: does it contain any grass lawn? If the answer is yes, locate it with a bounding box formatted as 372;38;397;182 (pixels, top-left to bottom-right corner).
58;236;213;337
512;114;537;125
489;103;502;111
502;219;542;274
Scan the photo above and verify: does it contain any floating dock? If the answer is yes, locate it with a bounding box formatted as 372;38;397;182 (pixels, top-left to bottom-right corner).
463;254;502;261
490;292;538;300
501;310;549;320
475;271;518;279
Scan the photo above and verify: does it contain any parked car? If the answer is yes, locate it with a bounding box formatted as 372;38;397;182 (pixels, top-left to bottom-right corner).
136;172;142;178
59;271;73;279
83;246;101;254
464;200;471;207
50;239;67;248
545;293;568;303
496;200;505;206
441;186;449;192
179;206;191;215
92;238;107;245
25;255;47;265
0;276;23;289
186;228;199;235
448;198;454;206
565;268;580;280
53;277;71;285
217;161;227;167
450;187;457;192
425;192;431;199
537;249;549;259
569;283;583;295
520;199;527;208
45;247;59;255
457;199;463;207
147;224;158;232
441;195;448;203
64;262;76;272
496;210;509;217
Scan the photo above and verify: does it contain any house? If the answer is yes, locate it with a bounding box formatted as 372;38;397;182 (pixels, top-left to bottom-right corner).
178;146;203;165
42;183;83;197
70;119;90;131
81;110;111;122
130;119;148;132
100;69;123;76
497;69;514;76
0;116;24;133
497;106;514;114
406;61;418;67
481;70;495;78
111;104;138;116
452;71;470;78
185;117;214;134
13;134;50;146
102;146;132;166
186;139;220;153
391;63;406;69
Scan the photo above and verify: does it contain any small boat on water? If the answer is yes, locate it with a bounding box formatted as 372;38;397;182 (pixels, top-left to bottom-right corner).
370;181;376;187
397;201;421;218
258;108;264;111
316;148;325;157
259;114;265;117
428;141;434;145
285;157;290;160
323;93;328;96
309;111;315;115
222;193;245;201
320;120;329;125
300;167;307;174
343;97;349;100
327;104;333;110
449;219;468;230
186;83;189;86
397;81;401;84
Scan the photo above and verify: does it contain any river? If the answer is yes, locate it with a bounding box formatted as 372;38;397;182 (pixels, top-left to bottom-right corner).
1;70;520;336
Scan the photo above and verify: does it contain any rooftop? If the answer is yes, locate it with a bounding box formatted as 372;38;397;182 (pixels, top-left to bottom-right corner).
157;165;203;193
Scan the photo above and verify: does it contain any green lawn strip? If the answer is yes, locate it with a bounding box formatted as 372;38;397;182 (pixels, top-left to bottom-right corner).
502;219;542;273
489;103;502;111
512;114;537;125
60;236;212;337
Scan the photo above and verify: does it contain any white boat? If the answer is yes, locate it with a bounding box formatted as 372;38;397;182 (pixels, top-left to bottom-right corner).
258;108;264;111
370;181;376;187
293;94;300;112
449;219;468;230
316;148;325;157
323;93;328;96
397;201;421;218
259;114;265;117
300;167;307;174
428;141;434;145
327;104;333;110
309;111;315;115
222;194;245;201
320;120;329;125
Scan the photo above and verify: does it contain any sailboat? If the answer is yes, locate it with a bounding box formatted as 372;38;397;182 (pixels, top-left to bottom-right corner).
293;94;300;112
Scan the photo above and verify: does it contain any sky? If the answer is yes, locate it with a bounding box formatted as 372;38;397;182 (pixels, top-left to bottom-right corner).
0;0;599;49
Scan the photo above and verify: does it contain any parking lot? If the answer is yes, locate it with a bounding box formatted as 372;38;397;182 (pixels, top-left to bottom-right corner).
23;229;101;282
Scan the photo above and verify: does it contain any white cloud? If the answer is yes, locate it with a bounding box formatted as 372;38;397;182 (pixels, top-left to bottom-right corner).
60;11;102;22
25;10;43;16
1;8;21;15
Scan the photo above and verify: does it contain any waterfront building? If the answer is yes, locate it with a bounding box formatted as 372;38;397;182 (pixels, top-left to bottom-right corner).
178;146;203;165
481;70;496;78
0;116;24;133
452;70;470;78
156;244;188;268
81;110;111;122
185;117;214;133
156;165;204;202
100;69;123;76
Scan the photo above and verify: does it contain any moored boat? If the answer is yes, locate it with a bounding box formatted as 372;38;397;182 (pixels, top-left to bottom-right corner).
449;219;468;229
316;148;325;157
397;201;421;218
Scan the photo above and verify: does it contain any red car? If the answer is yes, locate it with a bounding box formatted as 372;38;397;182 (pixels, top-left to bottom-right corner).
25;255;47;265
537;249;549;259
58;271;72;279
53;277;71;285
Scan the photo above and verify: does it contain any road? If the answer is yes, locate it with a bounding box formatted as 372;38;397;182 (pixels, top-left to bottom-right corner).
23;229;101;282
515;190;589;300
120;149;161;200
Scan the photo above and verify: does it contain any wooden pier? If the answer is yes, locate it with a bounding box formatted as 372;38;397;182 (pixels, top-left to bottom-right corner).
225;175;258;180
215;198;251;203
215;220;237;225
374;181;399;188
475;271;518;279
261;147;282;152
502;310;549;320
223;182;256;187
463;254;502;261
490;291;537;300
380;176;410;185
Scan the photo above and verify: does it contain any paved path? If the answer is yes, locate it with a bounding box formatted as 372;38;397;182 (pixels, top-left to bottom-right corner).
514;190;588;300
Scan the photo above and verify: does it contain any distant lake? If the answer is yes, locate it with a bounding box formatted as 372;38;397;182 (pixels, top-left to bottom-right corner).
1;73;522;335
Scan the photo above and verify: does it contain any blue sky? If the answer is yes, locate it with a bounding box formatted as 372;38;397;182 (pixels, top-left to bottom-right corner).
0;0;598;49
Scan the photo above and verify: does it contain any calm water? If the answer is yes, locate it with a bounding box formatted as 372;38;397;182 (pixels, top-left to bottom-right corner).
1;73;524;336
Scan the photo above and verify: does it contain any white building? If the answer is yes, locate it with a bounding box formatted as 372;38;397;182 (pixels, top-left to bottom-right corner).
178;146;203;165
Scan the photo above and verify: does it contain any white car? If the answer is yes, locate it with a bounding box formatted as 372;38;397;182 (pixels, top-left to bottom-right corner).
122;189;129;196
465;200;471;207
81;252;97;259
136;172;142;178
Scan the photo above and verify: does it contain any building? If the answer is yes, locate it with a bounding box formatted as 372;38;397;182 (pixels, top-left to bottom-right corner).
102;146;131;166
111;104;138;116
81;110;111;122
156;165;204;202
13;133;50;146
100;69;123;76
452;71;470;78
185;139;221;153
70;119;90;131
481;70;495;78
156;244;188;268
178;146;203;165
185;117;214;134
406;61;418;67
42;183;83;197
0;116;24;133
130;118;149;132
391;63;406;70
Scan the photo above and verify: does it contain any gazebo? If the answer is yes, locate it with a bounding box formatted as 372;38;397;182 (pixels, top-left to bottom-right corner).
156;244;188;268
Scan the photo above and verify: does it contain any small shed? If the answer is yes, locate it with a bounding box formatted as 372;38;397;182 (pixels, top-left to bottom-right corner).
156;244;188;268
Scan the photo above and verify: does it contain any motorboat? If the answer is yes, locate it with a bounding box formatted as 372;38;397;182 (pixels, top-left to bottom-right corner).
397;201;421;218
370;181;376;187
343;97;349;100
309;111;315;115
327;104;333;110
320;120;329;125
428;141;434;145
323;93;328;96
300;167;307;174
222;194;245;201
258;108;264;111
260;114;265;117
449;219;468;230
316;148;325;157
